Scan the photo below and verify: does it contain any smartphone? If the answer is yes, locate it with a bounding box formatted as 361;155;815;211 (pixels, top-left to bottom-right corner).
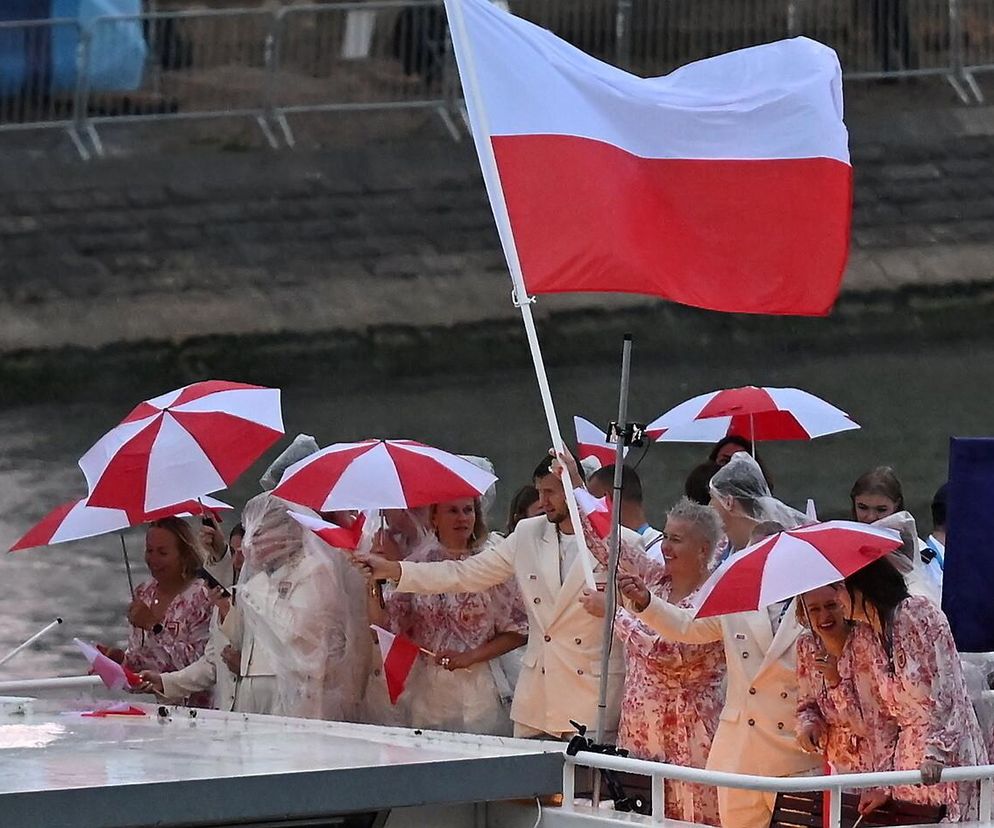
197;567;231;597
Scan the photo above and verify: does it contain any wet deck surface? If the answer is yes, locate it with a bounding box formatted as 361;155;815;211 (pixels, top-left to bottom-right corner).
0;698;564;827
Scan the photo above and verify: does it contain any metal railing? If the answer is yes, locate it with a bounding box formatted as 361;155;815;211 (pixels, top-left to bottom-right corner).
0;0;990;159
564;750;994;826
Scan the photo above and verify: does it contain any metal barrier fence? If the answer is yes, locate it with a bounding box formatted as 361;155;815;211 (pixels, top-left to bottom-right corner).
0;0;990;159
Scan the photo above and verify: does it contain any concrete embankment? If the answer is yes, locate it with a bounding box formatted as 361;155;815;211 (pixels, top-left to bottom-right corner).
1;92;993;403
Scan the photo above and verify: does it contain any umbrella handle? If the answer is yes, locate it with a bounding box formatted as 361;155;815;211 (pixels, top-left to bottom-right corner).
120;533;135;599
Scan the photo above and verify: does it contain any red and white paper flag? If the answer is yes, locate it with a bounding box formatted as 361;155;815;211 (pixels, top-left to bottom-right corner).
370;624;422;705
288;511;367;551
447;0;852;316
574;417;628;471
73;638;141;691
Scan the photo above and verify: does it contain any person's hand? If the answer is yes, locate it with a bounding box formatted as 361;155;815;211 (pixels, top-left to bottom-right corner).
858;788;890;815
580;588;606;618
811;651;841;687
221;645;241;676
435;650;474;671
208;587;231;621
920;757;944;785
353;551;402;582
200;517;226;562
136;670;164;696
372;529;404;562
797;720;825;754
95;643;126;664
550;448;584;489
126;599;157;630
618;574;650;612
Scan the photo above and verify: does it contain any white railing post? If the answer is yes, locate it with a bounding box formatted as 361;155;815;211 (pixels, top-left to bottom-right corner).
650;772;665;823
561;758;575;812
981;776;992;822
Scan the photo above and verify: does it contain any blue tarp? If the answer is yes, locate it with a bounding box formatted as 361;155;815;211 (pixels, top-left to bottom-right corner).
943;437;994;653
0;0;145;95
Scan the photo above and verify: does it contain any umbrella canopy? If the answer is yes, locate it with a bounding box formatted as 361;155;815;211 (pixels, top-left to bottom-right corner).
573;416;628;469
693;520;902;618
9;495;232;552
272;439;498;512
79;380;284;518
646;386;859;443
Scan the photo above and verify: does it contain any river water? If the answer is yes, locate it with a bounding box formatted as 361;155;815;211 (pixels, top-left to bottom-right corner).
1;334;992;679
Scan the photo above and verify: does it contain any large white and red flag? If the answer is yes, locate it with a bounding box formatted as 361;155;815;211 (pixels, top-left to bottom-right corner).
370;625;422;705
446;0;852;316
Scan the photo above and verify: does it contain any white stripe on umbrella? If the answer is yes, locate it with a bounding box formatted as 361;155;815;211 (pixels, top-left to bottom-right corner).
326;443;407;511
78;415;158;487
170;388;285;432
144;415;228;512
693;521;901;618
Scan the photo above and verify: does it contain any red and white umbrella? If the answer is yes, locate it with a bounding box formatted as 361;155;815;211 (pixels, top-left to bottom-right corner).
9;495;232;552
693;520;902;618
646;386;859;443
574;416;628;469
79;380;284;517
272;439;498;512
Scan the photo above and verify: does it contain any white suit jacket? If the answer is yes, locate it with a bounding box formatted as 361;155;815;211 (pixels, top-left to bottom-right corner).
637;596;819;777
161;608;237;710
397;515;629;737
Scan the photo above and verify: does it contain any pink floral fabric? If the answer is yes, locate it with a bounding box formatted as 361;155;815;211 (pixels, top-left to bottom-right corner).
796;628;899;773
832;598;988;821
387;543;528;653
614;571;725;825
124;578;212;707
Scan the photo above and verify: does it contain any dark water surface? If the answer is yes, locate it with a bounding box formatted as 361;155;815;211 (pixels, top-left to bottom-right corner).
1;334;992;678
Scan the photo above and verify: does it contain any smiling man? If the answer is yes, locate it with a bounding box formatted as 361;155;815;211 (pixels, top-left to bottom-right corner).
356;454;644;740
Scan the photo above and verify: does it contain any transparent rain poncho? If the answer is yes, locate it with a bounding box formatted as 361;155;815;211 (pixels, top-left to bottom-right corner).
236;492;370;721
258;433;320;491
872;510;942;605
709;452;809;529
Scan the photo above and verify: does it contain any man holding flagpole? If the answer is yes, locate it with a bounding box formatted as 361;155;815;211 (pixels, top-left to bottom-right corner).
355;455;644;740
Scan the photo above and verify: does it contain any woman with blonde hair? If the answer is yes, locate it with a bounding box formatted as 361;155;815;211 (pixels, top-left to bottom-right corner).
99;517;212;706
368;496;528;735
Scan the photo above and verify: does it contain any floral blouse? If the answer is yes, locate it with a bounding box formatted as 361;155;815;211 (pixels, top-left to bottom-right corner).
124;579;212;683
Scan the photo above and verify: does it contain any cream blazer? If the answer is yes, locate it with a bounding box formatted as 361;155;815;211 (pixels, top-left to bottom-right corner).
637;596;819;777
397;515;627;737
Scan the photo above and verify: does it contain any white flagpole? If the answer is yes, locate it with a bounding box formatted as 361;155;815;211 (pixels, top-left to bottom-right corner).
444;0;595;587
0;618;63;669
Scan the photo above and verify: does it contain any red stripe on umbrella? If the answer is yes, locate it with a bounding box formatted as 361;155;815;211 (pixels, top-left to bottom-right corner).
697;387;778;418
169;409;283;483
385;442;489;507
85;416;163;517
8;501;78;551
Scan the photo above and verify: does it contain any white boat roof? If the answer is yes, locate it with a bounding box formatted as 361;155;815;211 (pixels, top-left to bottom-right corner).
0;698;565;827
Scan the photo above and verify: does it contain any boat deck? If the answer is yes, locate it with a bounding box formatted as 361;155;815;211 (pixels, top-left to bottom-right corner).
0;697;564;827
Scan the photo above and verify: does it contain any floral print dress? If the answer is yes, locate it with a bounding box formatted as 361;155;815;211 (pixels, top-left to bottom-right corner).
796;628;899;773
386;540;528;736
832;598;988;821
123;578;212;707
615;574;725;826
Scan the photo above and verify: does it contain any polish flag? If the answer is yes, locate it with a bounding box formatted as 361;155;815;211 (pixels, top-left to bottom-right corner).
73;638;141;691
447;0;852;316
574;417;628;471
574;487;613;540
288;511;367;551
370;625;422;705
